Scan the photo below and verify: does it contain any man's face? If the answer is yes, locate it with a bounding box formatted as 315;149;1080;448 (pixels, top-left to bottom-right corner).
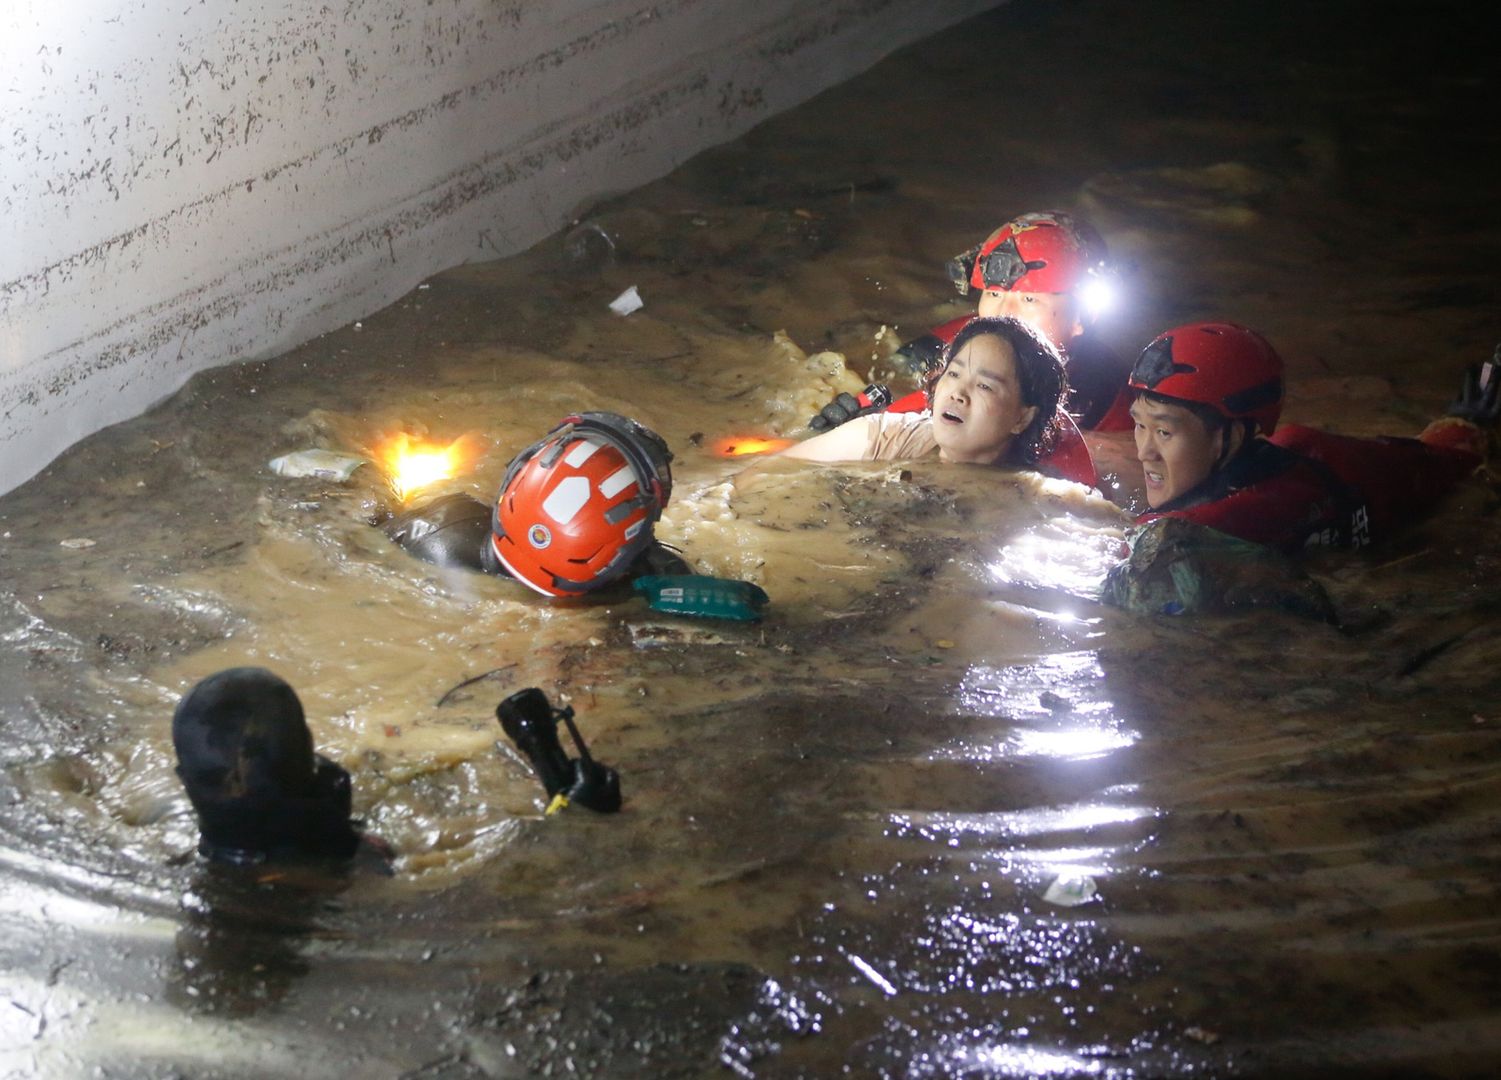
931;333;1038;465
1130;395;1224;508
976;289;1083;352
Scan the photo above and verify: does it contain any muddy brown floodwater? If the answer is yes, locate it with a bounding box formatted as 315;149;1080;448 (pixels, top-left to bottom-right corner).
3;1;1500;1076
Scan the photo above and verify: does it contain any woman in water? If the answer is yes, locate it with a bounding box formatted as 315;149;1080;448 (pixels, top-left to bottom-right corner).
782;316;1094;485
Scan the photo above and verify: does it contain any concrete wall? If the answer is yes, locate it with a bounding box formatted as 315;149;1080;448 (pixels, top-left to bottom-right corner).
0;0;998;495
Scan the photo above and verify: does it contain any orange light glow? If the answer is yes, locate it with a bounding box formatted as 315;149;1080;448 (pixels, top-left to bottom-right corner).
374;432;476;500
713;435;794;457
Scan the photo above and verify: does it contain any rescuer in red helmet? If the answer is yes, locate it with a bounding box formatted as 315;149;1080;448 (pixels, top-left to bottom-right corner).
1126;322;1497;551
481;412;676;595
808;211;1133;435
383;411;687;592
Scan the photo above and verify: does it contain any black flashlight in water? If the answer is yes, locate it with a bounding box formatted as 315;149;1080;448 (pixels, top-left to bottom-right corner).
496;688;622;814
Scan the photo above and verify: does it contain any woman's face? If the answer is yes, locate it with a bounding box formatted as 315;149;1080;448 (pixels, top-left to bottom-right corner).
931;334;1039;465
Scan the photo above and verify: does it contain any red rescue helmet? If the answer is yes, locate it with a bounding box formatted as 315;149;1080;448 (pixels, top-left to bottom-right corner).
490;412;673;596
964;211;1108;295
1128;322;1284;434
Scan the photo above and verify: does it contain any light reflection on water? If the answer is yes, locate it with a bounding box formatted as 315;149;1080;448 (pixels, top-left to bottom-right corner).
3;0;1501;1074
949;1042;1115;1078
988;516;1129;597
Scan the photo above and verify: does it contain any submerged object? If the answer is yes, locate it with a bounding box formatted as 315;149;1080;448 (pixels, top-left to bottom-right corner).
383;492;491;571
497;688;621;814
1101;517;1336;621
267;449;369;482
633;574;769;621
712;434;795;457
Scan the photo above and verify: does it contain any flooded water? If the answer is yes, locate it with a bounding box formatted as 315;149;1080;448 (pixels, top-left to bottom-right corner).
4;1;1500;1075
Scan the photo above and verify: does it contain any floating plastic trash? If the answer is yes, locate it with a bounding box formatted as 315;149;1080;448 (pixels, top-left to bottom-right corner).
58;537;97;549
562;221;617;267
267;449;368;482
608;285;644;316
633;575;769;621
1042;873;1099;907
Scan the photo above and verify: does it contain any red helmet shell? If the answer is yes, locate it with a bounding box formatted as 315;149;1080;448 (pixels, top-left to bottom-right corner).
968;211;1106;295
1128;322;1284;433
491;413;672;596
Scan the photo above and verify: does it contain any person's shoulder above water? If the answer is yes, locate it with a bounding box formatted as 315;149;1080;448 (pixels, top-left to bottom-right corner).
382;411;691;594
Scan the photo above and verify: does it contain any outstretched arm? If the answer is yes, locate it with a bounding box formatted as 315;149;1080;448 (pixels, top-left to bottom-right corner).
779;414;879;462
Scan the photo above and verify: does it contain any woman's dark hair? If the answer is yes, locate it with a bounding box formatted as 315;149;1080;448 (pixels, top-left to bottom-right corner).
925;316;1068;466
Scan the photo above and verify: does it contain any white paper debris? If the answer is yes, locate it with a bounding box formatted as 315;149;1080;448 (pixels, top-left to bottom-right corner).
609;285;644;316
268;449;369;482
59;538;97;549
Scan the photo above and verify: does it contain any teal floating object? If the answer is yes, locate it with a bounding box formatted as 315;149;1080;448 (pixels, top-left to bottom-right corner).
633;575;770;621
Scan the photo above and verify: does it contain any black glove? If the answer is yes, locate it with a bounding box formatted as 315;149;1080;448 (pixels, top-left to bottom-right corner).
807;384;893;433
1445;351;1501;425
892;333;946;380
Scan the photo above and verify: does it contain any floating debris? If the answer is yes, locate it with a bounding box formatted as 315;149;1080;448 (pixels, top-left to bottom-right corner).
634;575;769;621
268;449;369;482
1042;873;1099;907
609;285;644;316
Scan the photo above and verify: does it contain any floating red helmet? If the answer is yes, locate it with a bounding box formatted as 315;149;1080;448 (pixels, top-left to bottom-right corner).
489;412;673;596
1128;322;1284;434
965;211;1108;295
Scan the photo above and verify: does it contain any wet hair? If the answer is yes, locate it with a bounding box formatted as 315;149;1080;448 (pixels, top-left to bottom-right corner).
173;667;361;864
926;316;1068;466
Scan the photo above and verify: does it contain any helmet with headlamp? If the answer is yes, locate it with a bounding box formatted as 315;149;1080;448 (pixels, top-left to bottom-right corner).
948;211;1110;298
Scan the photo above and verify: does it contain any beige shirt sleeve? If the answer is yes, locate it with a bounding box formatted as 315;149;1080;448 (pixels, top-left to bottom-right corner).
863;411;939;461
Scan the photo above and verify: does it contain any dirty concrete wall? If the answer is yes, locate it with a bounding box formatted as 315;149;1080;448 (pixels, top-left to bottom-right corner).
0;0;999;495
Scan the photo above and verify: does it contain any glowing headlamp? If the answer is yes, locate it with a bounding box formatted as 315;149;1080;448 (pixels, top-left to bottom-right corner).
1079;276;1118;321
374;432;479;500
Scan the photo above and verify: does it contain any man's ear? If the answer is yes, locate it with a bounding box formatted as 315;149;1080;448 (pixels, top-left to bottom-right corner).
1012;405;1039;435
1219;420;1249;463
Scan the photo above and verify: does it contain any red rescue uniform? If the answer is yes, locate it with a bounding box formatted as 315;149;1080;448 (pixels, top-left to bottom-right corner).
1136;419;1483;552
